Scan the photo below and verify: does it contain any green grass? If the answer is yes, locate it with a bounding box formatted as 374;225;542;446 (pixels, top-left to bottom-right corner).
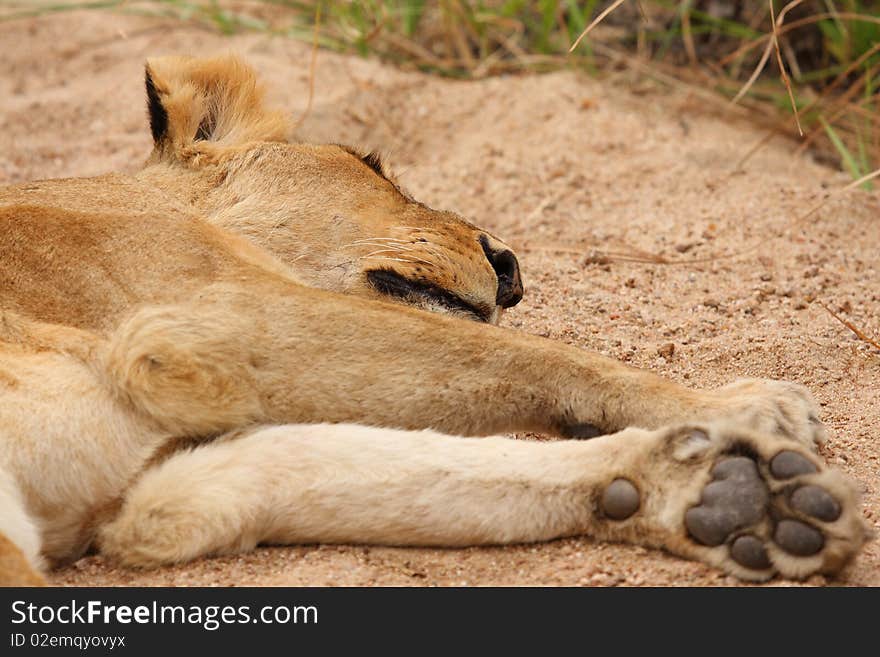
1;0;878;182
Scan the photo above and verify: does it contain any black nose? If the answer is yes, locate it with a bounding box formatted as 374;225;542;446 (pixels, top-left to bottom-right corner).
480;235;524;308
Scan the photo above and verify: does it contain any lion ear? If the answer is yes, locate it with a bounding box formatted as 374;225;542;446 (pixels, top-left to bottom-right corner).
143;55;289;161
145;63;170;145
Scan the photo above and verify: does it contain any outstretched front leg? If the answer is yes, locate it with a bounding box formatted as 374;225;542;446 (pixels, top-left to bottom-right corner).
99;421;868;581
105;281;826;447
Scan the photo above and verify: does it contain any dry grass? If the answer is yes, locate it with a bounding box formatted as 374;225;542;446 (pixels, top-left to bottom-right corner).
1;1;877;183
818;302;880;351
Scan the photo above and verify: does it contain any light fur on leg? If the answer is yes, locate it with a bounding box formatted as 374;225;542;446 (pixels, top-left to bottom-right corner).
98;422;868;580
99;423;624;566
0;467;45;586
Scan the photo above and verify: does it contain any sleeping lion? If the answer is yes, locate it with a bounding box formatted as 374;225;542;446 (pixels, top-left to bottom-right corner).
0;55;869;586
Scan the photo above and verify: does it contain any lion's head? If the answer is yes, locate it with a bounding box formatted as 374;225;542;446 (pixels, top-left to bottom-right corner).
141;55;523;323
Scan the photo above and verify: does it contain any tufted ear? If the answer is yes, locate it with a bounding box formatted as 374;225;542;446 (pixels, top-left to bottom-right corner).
144;54;290;161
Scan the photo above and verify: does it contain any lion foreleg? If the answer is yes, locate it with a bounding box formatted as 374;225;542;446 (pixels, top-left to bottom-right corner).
98;422;867;580
104;283;827;447
99;423;608;566
102;285;705;438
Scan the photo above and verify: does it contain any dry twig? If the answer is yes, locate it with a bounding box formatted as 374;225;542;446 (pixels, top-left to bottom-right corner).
817;302;880;351
769;0;803;135
291;3;321;132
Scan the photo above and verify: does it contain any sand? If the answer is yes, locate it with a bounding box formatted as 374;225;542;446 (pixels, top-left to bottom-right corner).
1;10;877;587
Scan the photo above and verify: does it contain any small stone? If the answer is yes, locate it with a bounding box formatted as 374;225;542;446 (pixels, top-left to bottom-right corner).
657;343;675;359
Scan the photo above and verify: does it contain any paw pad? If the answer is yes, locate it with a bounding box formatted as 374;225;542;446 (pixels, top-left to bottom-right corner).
790;485;840;522
774;519;824;556
601;479;640;520
682;442;854;577
769;450;817;479
685;456;768;546
730;535;771;570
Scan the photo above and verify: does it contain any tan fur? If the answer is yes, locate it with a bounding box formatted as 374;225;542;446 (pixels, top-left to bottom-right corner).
0;535;45;587
145;55;289;160
0;55;868;586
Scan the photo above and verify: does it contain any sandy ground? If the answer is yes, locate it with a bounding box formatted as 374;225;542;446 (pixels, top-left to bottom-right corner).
1;10;878;587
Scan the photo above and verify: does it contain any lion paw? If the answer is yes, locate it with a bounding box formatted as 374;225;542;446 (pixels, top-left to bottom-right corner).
662;424;869;581
708;378;826;449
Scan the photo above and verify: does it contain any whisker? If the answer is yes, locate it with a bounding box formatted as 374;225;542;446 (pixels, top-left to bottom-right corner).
346;241;428;254
361;249;410;258
406;256;435;266
350;237;411;245
375;243;423;252
361;256;416;264
391;225;445;236
363;255;435;266
340;237;405;250
416;245;444;255
343;242;407;252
